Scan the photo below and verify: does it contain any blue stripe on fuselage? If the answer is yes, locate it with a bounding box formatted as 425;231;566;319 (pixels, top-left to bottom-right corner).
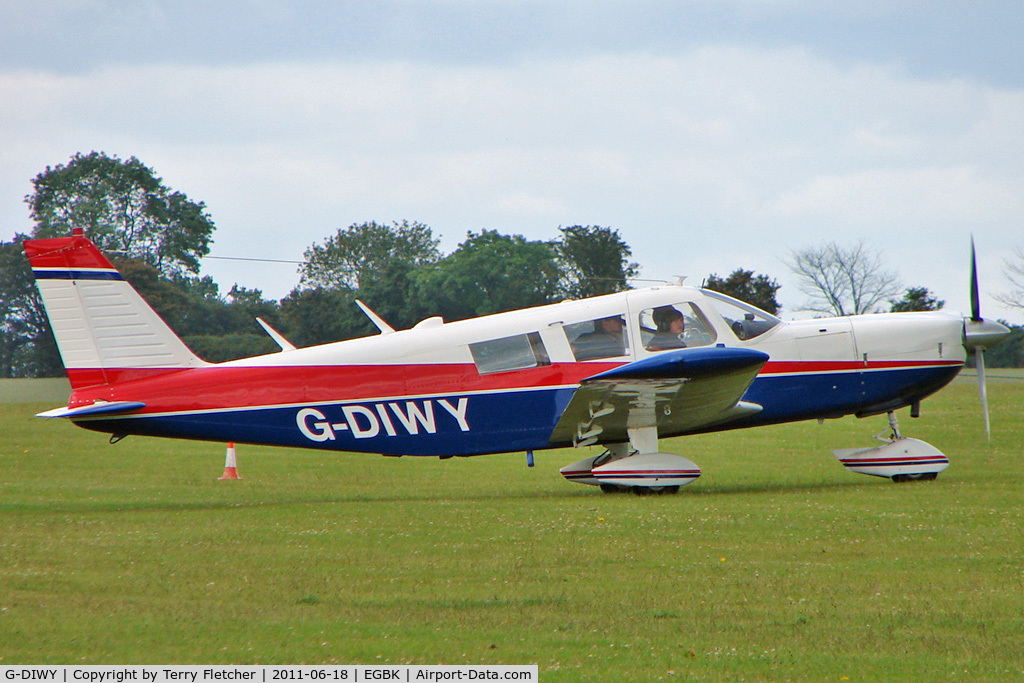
76;387;579;457
731;363;962;427
73;364;961;455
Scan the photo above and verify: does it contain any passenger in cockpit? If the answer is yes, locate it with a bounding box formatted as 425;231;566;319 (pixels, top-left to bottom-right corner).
572;316;627;360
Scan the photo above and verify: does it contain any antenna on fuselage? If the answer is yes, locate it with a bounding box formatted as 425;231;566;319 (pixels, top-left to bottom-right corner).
355;299;396;335
256;317;297;352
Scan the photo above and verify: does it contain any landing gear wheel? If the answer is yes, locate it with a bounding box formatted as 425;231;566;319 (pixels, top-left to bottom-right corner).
600;484;629;494
891;472;939;483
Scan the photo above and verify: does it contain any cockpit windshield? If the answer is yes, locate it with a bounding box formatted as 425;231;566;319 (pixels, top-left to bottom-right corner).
701;289;781;341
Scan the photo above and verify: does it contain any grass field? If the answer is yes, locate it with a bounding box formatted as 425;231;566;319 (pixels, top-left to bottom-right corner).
1;376;1022;680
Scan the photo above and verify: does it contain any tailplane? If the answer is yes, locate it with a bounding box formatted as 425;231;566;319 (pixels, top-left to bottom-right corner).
23;230;207;390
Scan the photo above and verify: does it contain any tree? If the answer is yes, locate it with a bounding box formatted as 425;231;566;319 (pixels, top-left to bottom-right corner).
26;151;215;278
14;151;296;368
555;225;639;299
981;322;1024;367
182;332;279;363
704;268;782;314
786;239;902;316
415;230;562;321
0;236;62;377
889;286;944;312
298;220;440;329
6;151;220;376
299;220;439;291
996;246;1024;310
177;284;282;362
279;287;372;347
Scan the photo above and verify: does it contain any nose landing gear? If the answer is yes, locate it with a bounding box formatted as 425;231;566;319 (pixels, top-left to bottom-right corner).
832;411;949;482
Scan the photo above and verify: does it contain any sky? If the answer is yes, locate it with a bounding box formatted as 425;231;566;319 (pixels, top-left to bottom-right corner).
2;0;1023;323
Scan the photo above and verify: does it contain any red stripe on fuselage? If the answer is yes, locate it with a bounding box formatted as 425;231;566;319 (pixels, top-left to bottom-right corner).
66;367;188;390
64;358;962;416
67;362;621;414
760;359;962;375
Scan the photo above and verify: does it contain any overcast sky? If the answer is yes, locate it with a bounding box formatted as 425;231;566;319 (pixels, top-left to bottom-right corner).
3;0;1023;322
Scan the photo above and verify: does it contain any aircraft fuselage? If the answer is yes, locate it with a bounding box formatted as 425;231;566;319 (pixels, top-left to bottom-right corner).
65;287;965;457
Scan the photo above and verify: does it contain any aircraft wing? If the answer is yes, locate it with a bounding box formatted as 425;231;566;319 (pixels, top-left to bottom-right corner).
550;346;769;447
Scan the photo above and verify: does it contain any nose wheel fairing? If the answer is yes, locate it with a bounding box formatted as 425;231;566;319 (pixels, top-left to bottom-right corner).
831;411;948;482
832;437;949;480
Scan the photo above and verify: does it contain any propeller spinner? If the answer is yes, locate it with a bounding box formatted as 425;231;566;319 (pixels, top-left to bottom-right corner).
963;237;1011;439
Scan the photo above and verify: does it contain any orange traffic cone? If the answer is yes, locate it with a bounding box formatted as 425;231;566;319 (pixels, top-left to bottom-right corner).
218;442;242;480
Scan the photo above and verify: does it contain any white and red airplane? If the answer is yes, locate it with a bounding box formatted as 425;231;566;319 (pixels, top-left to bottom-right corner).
24;230;1009;493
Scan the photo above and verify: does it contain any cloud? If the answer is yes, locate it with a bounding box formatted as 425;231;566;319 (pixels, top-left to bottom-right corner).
2;44;1022;319
774;166;1022;227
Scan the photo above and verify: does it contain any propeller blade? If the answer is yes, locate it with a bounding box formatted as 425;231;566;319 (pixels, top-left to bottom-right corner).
970;235;981;321
976;347;991;441
965;236;1004;441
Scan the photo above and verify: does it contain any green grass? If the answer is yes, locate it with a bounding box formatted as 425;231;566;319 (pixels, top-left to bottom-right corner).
0;378;71;404
1;377;1022;681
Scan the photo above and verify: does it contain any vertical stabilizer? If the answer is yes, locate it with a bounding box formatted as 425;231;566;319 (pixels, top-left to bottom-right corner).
23;231;207;389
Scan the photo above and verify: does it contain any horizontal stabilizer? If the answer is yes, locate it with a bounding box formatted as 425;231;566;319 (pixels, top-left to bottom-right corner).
37;400;147;419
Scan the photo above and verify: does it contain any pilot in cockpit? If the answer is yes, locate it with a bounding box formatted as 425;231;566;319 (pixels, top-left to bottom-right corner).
647;306;688;351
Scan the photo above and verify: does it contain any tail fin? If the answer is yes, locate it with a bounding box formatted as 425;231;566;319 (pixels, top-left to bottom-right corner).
23;230;207;390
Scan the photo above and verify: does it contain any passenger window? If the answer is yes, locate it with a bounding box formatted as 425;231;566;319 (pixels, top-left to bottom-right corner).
470;332;551;374
639;303;716;351
566;315;630;361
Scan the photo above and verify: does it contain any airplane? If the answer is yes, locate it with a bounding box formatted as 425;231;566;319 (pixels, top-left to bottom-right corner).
23;229;1010;493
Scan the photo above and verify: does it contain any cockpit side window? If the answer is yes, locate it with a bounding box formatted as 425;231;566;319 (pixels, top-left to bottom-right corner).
566;315;630;361
701;290;781;340
639;303;716;351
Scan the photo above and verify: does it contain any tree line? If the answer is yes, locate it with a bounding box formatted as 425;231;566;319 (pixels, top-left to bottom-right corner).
2;152;1022;377
1;152;649;375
